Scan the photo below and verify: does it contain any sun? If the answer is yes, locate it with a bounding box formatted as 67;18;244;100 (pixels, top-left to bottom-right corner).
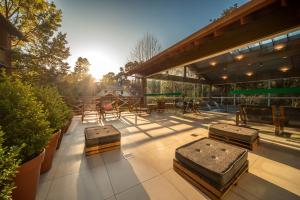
70;49;121;80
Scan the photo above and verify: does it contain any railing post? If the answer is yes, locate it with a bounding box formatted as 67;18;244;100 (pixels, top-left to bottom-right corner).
142;77;147;106
267;80;271;106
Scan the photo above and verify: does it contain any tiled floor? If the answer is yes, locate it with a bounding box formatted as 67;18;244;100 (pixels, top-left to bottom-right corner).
38;112;300;200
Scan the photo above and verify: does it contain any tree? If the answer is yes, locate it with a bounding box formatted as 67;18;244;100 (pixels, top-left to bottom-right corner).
124;61;139;73
0;0;62;48
130;33;162;62
210;3;239;22
0;0;70;86
101;72;116;86
74;57;90;81
15;32;70;85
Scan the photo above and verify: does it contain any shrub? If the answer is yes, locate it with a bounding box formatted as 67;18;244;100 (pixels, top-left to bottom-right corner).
0;75;52;163
33;86;72;131
0;127;21;200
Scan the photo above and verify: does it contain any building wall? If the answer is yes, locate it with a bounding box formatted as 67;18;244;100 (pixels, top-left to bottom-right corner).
0;25;9;66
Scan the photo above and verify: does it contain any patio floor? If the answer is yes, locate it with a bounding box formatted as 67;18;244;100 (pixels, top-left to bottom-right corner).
37;111;300;200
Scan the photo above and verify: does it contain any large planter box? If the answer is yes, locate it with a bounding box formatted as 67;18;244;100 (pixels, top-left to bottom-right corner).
40;130;60;173
13;150;45;200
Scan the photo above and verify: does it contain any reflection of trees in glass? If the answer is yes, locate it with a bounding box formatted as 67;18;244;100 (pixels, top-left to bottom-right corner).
147;79;160;94
160;81;173;93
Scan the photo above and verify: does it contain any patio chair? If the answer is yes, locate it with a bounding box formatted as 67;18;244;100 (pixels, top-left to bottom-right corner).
100;101;121;120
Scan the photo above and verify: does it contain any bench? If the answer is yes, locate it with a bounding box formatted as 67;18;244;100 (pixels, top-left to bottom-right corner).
84;125;121;156
209;123;259;150
174;138;248;200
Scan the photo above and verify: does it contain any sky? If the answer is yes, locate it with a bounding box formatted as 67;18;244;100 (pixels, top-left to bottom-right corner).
54;0;248;80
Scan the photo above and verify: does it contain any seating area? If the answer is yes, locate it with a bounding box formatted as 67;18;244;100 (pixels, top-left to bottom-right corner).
38;111;300;200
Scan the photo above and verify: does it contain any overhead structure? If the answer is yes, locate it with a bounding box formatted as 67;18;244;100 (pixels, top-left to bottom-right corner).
127;0;300;85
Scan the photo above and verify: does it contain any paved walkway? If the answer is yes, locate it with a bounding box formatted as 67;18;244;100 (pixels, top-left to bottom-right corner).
38;112;300;200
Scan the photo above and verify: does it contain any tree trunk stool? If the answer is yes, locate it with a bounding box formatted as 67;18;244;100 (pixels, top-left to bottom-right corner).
174;138;248;200
209;123;259;150
84;125;121;156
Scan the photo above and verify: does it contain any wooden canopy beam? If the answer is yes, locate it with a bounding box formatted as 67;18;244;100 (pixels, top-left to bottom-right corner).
129;0;300;78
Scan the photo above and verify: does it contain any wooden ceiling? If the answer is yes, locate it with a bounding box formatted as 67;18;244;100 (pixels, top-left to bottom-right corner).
128;0;300;84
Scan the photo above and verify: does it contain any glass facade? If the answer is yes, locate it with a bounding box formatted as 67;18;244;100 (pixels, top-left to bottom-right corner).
145;28;300;109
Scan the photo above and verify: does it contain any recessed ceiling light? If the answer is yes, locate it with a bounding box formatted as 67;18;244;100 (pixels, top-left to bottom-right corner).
274;44;285;50
210;61;217;66
282;56;287;59
235;55;244;60
221;75;228;80
246;71;254;77
279;66;290;72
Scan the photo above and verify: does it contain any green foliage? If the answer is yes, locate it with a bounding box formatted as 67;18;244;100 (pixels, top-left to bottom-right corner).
0;75;52;163
74;57;90;81
34;86;72;130
0;127;21;200
210;3;239;22
1;0;70;87
101;72;116;86
0;0;62;47
14;32;71;86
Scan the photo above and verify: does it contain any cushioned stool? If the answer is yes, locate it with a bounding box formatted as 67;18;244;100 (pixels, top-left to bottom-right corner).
84;125;121;156
174;138;248;200
209;123;259;150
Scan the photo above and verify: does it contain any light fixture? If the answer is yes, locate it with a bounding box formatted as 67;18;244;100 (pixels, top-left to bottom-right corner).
221;75;228;80
274;44;285;50
246;71;254;77
279;66;290;72
282;56;287;59
210;61;217;66
235;55;244;61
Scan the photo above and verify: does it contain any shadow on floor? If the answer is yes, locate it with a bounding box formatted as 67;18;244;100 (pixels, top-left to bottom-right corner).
230;172;300;200
252;141;300;170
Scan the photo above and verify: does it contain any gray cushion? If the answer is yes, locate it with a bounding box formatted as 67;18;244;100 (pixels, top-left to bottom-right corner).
209;123;258;142
85;125;120;147
175;138;248;190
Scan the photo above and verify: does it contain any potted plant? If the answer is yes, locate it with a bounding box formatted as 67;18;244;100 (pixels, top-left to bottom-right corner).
0;75;52;200
0;127;21;200
34;86;71;173
155;96;166;112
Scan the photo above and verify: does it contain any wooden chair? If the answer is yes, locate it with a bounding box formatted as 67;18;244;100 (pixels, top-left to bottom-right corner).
278;106;300;135
99;99;121;120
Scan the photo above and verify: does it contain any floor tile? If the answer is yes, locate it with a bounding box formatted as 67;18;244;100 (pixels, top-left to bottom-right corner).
47;169;113;200
162;169;209;200
38;114;300;200
37;180;52;200
142;175;186;200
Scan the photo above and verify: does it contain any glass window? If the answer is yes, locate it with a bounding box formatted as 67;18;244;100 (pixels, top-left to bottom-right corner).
273;34;287;43
288;29;300;40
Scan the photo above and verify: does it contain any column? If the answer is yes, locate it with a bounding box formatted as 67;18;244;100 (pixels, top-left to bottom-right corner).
142;77;147;106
